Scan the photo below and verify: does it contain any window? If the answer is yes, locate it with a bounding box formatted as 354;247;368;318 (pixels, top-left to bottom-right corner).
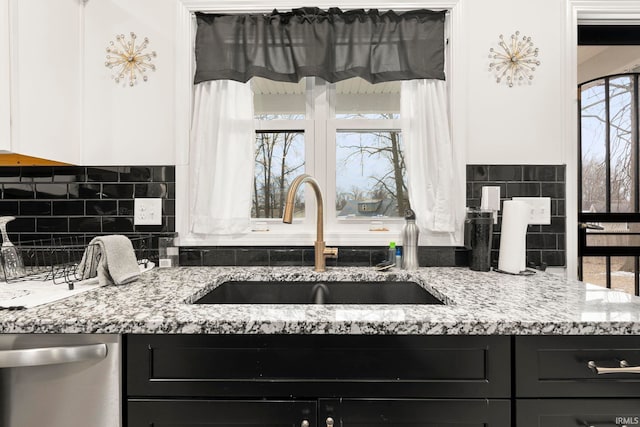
579;73;640;296
176;2;465;248
251;76;406;241
335;130;408;218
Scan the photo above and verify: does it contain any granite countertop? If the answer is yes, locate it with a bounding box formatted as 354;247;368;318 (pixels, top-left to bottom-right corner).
1;266;640;335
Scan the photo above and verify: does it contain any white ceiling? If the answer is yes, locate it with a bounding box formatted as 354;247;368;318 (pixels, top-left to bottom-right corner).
577;46;609;65
578;45;640;83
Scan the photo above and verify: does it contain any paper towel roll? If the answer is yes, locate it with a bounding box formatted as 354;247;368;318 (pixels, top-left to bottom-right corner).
498;200;529;274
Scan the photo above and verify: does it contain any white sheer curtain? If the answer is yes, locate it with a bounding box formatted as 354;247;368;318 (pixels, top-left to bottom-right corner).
190;80;255;235
401;79;464;245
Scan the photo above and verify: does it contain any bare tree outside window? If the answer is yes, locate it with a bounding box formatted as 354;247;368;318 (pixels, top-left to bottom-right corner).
253;130;305;218
336;121;409;218
581;76;635;213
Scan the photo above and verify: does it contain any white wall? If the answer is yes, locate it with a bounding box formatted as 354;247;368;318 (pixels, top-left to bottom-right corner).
169;0;569;166
82;0;175;165
10;0;83;163
0;0;10;152
7;0;571;165
464;0;566;165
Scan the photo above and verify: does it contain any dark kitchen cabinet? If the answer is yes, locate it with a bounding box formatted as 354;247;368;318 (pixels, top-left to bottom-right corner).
516;335;640;397
516;336;640;427
127;398;510;427
126;334;640;426
126;334;510;399
128;399;317;427
517;399;640;427
320;398;510;427
125;334;511;427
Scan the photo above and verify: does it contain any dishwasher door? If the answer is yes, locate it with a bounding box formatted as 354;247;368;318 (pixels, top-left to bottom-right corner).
0;334;121;427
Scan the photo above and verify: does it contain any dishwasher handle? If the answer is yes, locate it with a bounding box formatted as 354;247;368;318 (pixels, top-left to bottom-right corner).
0;343;107;368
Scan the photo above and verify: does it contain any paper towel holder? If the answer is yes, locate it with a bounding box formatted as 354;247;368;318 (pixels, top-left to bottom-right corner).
497;199;532;275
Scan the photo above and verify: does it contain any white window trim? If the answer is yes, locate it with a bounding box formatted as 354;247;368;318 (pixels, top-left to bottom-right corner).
175;0;466;247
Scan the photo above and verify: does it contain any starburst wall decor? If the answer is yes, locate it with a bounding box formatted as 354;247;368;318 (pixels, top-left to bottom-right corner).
105;32;157;87
488;31;540;87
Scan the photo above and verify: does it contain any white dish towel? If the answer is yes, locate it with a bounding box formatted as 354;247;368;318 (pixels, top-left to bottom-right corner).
78;235;141;286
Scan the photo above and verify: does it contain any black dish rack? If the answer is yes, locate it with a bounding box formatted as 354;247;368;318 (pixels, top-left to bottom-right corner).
0;235;154;284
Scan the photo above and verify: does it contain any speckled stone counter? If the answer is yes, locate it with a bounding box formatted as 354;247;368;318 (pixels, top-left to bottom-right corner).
1;266;640;334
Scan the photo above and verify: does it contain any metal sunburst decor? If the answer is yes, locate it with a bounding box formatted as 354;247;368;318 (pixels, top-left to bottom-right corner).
105;32;157;87
488;31;540;88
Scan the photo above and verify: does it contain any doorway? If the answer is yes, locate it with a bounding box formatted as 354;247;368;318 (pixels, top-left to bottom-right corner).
578;25;640;295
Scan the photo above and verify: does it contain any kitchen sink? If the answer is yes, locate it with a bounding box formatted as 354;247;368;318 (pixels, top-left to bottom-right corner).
194;281;444;305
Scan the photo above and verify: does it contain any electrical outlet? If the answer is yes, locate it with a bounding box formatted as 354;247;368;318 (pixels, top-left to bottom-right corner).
134;198;162;225
512;197;551;225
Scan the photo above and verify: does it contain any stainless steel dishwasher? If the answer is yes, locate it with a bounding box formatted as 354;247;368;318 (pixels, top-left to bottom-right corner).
0;334;121;427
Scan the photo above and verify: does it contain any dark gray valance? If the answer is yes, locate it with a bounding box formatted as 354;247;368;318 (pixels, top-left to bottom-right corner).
194;8;446;85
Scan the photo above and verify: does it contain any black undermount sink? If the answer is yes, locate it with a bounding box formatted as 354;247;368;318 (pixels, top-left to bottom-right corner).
194;281;444;305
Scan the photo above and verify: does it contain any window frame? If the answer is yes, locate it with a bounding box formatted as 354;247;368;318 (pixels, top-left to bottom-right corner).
175;0;464;247
250;77;407;243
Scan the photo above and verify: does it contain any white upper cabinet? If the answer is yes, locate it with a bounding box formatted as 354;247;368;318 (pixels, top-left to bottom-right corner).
82;0;175;165
0;0;11;152
9;0;82;163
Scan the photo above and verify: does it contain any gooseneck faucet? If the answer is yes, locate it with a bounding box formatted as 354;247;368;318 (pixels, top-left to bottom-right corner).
282;174;338;272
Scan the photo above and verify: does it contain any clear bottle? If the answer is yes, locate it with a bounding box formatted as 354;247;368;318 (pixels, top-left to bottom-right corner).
388;241;397;266
401;209;419;270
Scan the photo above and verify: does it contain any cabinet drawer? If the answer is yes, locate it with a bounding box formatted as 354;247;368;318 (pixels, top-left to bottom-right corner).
321;398;511;427
127;399;510;427
516;336;640;397
126;334;510;398
517;399;640;427
128;399;317;427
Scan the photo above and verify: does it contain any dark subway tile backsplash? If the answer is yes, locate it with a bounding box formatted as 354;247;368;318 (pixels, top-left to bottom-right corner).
1;164;565;268
87;167;119;182
35;183;70;198
488;165;522;181
19;201;51;216
184;245;465;268
86;200;118;215
466;164;566;267
52;200;84;216
0;166;175;244
36;217;68;233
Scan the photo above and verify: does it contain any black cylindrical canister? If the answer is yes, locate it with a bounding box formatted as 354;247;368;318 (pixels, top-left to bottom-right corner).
466;209;494;272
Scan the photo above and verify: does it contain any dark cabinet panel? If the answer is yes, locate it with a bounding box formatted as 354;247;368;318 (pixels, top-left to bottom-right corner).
127;399;511;427
126;334;511;398
127;399;317;427
320;399;511;427
516;336;640;397
517;399;640;427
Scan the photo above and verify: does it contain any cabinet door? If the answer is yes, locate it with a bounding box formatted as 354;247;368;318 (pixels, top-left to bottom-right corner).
319;399;511;427
517;399;640;427
0;0;9;152
128;399;317;427
82;0;175;165
516;336;640;397
127;334;511;399
9;0;82;163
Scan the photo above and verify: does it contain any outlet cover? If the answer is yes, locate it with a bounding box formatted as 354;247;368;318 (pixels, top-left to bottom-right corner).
134;198;162;225
512;197;551;225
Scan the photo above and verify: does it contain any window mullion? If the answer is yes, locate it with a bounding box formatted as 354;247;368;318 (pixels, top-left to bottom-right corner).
311;78;331;233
